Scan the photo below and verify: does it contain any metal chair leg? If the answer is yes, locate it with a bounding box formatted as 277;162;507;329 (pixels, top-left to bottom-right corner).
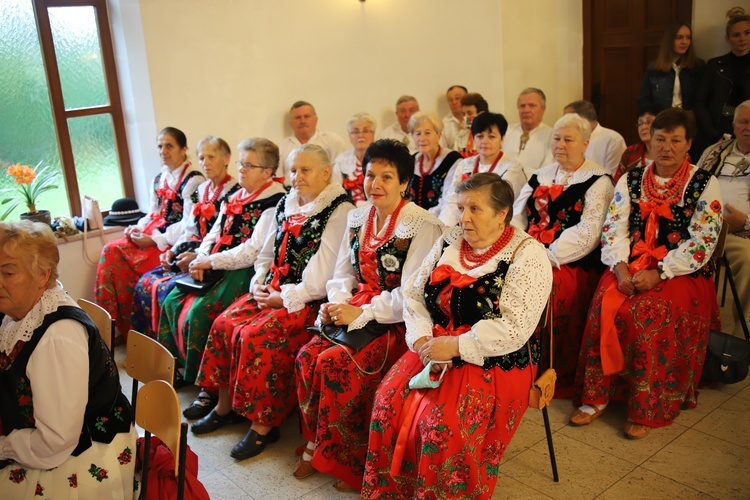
541;406;559;482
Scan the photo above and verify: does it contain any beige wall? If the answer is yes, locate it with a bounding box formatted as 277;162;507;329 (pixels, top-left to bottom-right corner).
135;0;582;188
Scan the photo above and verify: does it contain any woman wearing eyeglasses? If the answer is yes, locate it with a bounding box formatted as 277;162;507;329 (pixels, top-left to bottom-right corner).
157;138;286;418
335;113;377;207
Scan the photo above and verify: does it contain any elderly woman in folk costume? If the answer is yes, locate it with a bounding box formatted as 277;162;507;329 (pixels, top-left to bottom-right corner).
572;108;723;439
157;138;286;419
95;127;204;336
334;113;377;207
190;144;353;461
293;139;443;492
362;174;552;499
511;113;614;397
130;136;238;338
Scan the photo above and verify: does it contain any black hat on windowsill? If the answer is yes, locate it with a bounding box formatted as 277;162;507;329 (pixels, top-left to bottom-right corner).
103;198;146;226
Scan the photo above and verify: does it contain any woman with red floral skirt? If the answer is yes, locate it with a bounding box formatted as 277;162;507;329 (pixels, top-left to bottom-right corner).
293;140;442;492
511;113;614;397
362;173;552;499
571;108;723;439
190;144;353;461
94;127;204;336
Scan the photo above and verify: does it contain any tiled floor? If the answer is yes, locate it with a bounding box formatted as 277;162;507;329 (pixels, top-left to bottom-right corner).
117;302;750;499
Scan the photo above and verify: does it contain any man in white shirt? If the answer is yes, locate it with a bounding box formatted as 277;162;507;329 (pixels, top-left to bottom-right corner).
441;85;467;150
563;99;626;176
502;88;554;179
378;95;420;154
278;101;346;184
697;100;750;338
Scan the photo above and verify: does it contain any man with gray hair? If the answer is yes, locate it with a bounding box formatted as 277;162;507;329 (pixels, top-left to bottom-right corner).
278;101;346;185
378;95;420;154
503;88;554;178
698;99;750;338
563;99;626;176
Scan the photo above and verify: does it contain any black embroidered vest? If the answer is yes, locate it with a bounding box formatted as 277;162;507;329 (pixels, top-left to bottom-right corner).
0;307;132;457
152;169;205;231
525;173;609;270
349;224;412;292
408;151;463;210
266;193;350;287
212;193;284;254
423;255;540;371
626;167;715;278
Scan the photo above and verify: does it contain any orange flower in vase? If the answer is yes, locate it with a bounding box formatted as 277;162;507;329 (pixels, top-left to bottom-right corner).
1;162;59;225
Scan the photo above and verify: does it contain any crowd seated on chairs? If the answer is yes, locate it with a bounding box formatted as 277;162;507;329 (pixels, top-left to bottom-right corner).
89;11;750;490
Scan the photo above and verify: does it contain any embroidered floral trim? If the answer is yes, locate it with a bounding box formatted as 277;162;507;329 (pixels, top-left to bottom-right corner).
0;283;71;356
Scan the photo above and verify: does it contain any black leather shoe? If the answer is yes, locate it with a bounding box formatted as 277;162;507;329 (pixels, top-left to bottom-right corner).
230;427;280;460
183;392;218;420
191;409;245;435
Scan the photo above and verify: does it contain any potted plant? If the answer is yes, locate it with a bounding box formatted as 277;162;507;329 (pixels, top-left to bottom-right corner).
1;162;59;225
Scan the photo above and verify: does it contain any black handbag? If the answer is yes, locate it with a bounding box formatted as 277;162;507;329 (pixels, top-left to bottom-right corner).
175;270;225;296
308;321;389;353
701;330;750;385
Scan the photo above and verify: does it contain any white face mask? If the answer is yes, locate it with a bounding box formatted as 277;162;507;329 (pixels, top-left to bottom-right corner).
408;361;449;389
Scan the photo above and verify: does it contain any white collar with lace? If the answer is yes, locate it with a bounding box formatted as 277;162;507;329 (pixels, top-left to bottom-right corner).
0;283;73;356
285;182;347;218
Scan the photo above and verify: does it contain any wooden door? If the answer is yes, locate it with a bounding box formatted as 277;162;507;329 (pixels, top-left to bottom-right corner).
584;0;692;144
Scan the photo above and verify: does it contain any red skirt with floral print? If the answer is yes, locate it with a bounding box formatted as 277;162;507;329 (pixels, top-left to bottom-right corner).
295;324;406;490
574;270;719;427
196;293;318;426
544;263;602;398
94;237;162;336
362;350;533;500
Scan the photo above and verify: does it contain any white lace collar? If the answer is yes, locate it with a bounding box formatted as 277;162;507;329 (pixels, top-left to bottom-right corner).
285;182;347;218
0;283;72;355
348;202;442;239
535;159;610;186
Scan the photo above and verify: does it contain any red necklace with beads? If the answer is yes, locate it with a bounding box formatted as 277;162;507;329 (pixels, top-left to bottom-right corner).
363;198;407;249
460;225;515;269
472;150;504;175
643;158;690;205
203;174;232;204
418;146;442;176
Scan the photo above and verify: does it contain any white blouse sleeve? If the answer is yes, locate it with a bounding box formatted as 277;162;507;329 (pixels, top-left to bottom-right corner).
548;175;614;267
280;203;354;312
437;161;466;228
0;320;89;470
403;235;449;350
661;175;723;277
135;175;160;230
325;228;358;305
501;164;528;201
457;241;553;365
208;208;278;271
248;214;278;293
510;181;534;231
601;174;633;268
349;219;443;330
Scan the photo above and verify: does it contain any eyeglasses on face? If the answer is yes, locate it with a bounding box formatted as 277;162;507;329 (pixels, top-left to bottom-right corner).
349;129;374;136
236;161;267;170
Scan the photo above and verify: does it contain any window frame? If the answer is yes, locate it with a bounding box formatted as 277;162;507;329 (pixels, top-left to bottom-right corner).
32;0;133;215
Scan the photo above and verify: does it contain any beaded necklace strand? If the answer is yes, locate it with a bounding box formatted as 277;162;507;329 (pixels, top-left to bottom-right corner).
460;225;515;270
363;198;407;249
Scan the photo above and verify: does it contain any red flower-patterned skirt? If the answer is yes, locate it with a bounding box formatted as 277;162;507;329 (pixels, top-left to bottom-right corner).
295;324;407;490
94;237;162;336
196;293;318;426
362;350;533;499
544;263;602;398
574;270;719;427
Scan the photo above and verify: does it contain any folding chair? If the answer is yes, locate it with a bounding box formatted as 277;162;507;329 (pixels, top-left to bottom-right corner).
77;298;114;353
125;330;176;417
136;380;188;500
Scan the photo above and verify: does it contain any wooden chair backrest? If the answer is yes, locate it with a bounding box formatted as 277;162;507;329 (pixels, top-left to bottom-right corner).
77;298;113;351
136;380;184;476
125;330;175;385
